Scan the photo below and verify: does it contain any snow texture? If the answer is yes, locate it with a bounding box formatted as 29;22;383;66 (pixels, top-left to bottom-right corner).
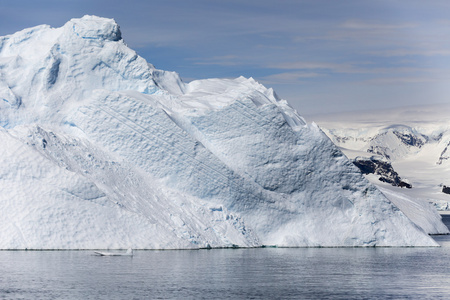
0;16;439;249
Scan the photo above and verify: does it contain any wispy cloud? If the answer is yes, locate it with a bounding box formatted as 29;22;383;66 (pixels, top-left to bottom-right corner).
362;68;450;85
270;61;357;73
362;77;436;85
269;60;445;77
368;49;450;57
192;55;241;66
259;71;321;85
340;20;416;30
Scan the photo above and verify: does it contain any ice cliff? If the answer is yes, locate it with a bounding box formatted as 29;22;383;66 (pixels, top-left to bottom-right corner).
0;16;439;249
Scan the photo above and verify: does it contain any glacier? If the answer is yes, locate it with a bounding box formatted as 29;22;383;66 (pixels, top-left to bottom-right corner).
0;15;440;249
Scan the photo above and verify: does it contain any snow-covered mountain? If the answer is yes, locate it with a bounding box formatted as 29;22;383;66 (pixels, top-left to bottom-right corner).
311;105;450;213
0;16;443;249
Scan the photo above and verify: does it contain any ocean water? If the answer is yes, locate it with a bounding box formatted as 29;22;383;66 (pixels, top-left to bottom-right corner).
2;216;450;299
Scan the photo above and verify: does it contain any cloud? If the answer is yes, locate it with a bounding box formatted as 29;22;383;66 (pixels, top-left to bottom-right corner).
192;55;241;66
292;19;418;44
368;49;450;57
321;19;450;59
362;77;436;85
268;59;446;79
270;61;356;73
259;71;321;84
340;20;416;30
361;68;450;85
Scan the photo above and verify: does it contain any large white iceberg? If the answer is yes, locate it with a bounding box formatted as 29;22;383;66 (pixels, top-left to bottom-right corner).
0;16;439;249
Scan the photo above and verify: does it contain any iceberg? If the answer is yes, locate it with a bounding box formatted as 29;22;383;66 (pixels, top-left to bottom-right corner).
0;16;439;249
94;248;133;256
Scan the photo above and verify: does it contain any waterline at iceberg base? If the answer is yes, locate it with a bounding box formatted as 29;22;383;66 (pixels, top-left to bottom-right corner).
0;15;442;249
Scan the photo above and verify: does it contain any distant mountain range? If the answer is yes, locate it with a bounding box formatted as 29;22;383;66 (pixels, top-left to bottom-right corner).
310;105;450;211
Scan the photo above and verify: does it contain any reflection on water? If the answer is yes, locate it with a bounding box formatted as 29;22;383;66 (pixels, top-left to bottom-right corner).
1;216;450;299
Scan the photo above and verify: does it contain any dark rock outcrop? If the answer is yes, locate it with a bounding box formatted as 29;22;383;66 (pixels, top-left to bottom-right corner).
353;156;412;188
438;142;450;165
393;131;426;147
443;185;450;195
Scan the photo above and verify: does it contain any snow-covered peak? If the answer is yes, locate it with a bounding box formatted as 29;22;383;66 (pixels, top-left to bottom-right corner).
0;16;121;58
65;15;122;42
0;16;186;128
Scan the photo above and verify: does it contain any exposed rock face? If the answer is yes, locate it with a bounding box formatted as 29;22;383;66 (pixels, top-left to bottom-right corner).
438;142;450;165
393;131;427;147
443;185;450;195
366;126;428;161
353;156;412;188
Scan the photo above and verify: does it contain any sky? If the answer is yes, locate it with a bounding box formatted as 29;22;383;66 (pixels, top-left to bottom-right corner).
1;0;450;116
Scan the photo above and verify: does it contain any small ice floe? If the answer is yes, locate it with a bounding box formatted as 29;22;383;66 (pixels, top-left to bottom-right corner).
94;248;133;256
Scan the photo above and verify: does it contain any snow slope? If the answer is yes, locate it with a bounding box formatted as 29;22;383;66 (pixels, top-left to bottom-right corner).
0;16;440;249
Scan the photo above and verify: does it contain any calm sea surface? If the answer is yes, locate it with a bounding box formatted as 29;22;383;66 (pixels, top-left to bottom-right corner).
2;216;450;299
